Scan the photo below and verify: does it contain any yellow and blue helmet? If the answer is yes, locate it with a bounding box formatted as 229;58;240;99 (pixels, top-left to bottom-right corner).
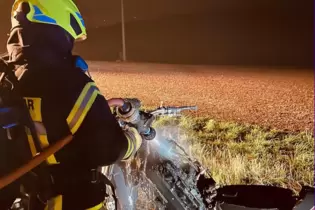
11;0;87;42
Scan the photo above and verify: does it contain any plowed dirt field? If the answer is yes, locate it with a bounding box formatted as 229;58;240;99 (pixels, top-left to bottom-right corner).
89;61;314;132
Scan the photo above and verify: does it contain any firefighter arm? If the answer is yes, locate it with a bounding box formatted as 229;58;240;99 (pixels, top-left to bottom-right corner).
107;98;142;160
67;92;143;168
121;126;142;160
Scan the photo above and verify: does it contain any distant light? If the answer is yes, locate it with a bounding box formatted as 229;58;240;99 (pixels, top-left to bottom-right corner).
133;16;137;19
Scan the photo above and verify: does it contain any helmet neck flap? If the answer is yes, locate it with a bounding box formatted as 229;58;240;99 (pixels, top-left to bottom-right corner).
7;21;74;70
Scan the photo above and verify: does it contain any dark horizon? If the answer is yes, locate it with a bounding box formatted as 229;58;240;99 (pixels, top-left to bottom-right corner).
0;0;313;68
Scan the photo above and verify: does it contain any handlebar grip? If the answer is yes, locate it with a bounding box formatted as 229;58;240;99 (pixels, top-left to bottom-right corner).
179;106;198;111
190;106;198;111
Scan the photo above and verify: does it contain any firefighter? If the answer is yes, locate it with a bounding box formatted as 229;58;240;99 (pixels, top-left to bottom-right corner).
3;0;143;209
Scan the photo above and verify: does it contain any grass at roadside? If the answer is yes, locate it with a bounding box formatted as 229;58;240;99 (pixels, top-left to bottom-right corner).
152;115;314;194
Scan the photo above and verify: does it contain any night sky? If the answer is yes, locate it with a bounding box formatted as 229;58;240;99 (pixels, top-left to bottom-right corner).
76;0;312;28
0;0;312;67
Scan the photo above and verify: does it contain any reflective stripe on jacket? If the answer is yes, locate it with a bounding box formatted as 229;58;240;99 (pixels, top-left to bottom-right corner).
25;82;101;164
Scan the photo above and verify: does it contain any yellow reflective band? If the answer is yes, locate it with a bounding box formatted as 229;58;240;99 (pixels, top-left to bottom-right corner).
86;202;104;210
25;127;38;156
67;82;100;134
24;97;43;158
67;82;93;125
26;123;58;164
34;122;58;164
24;97;42;122
26;134;37;157
24;83;101;165
45;195;63;210
39;135;58;164
123;134;134;159
70;89;98;134
34;121;47;135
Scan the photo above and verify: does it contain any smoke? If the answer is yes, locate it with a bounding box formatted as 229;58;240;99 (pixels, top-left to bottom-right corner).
150;125;192;161
136;125;195;208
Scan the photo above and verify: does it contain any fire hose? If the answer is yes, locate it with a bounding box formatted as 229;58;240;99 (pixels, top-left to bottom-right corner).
0;98;125;190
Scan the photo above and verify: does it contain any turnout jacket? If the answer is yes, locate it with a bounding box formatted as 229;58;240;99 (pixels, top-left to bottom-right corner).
3;22;140;209
18;58;133;169
14;57;137;209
